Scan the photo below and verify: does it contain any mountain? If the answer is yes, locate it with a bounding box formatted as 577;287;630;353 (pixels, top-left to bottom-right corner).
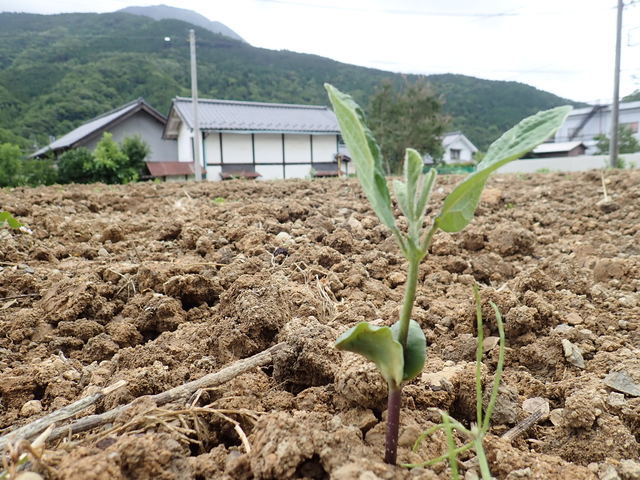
117;5;245;43
0;12;582;152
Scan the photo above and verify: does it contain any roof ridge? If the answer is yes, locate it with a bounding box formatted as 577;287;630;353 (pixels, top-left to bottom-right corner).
81;97;144;124
174;96;329;110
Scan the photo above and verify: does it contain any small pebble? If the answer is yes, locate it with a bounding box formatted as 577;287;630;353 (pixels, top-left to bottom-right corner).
522;397;550;417
15;473;44;480
604;371;640;397
62;369;81;381
561;339;585;368
566;312;584;325
599;464;621;480
275;231;293;245
20;399;43;417
549;408;564;426
553;324;573;334
97;247;109;257
483;336;500;351
620;459;640;480
607;392;626;407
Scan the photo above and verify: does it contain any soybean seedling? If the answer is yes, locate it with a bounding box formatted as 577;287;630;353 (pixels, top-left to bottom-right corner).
325;83;570;465
404;286;506;479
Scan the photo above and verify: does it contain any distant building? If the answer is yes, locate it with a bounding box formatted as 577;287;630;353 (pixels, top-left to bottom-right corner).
554;101;640;154
162;97;344;181
31;98;177;163
525;141;587;158
424;131;478;165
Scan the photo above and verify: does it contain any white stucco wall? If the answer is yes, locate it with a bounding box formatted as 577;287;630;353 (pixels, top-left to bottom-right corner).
177;122;192;163
222;133;253;164
206;165;222;180
254;134;283;164
204;133;221;164
443;137;475;164
284;134;311;163
312;135;337;163
255;164;284;180
198;131;339;181
285;164;312;178
496;154;640;173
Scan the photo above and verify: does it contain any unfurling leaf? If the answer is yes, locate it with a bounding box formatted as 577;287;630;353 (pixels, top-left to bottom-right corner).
335;322;404;387
436;105;571;233
325;84;399;236
391;320;426;382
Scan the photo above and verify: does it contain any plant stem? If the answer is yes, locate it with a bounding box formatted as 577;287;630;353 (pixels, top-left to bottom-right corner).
385;255;420;465
474;435;492;480
384;386;402;464
396;257;420;349
473;285;485;428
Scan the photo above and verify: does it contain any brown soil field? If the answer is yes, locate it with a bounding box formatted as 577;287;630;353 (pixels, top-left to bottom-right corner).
1;169;640;480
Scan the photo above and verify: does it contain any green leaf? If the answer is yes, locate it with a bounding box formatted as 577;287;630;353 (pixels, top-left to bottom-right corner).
325;84;397;233
403;148;424;219
436;105;571;233
393;179;411;220
391;320;427;381
415;168;437;227
335;322;404;387
0;211;22;229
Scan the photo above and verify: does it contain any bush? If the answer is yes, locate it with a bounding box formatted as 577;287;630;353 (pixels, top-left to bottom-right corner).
58;148;95;184
121;135;150;177
21;158;58;186
91;132;129;183
0;143;22;187
57;134;151;185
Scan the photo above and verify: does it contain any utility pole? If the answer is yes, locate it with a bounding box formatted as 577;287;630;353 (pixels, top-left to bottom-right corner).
609;0;624;168
189;29;203;181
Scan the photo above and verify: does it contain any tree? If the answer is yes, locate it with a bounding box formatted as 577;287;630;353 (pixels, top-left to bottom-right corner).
58;147;95;184
121;135;151;181
595;125;640;155
91;132;130;183
368;79;448;173
0;143;23;187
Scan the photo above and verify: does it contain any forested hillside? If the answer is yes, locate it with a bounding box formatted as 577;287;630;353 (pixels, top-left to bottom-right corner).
0;11;581;152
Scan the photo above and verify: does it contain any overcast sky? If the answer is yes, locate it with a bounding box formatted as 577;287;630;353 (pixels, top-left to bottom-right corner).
3;0;640;103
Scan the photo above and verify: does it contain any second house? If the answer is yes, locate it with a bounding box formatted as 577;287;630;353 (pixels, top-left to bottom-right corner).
163;97;345;180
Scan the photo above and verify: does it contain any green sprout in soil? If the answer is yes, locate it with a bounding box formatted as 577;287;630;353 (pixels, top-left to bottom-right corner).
325;83;570;465
0;211;22;229
404;285;505;479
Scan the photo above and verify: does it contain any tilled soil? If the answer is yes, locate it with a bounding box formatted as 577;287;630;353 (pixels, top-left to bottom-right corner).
1;170;639;479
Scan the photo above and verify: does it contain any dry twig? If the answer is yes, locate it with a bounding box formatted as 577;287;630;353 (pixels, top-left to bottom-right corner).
45;342;286;444
0;381;127;452
501;408;547;443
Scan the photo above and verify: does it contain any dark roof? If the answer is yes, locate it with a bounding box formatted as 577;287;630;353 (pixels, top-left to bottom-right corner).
164;97;339;138
32;98;166;158
146;161;194;177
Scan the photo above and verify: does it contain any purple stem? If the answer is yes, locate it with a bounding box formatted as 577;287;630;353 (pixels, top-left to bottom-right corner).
384;386;402;465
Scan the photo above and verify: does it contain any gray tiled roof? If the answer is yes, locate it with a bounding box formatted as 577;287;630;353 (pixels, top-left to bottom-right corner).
31;98;165;157
173;97;340;133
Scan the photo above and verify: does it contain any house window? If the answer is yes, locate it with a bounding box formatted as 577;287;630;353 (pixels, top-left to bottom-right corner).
622;122;638;134
450;148;461;161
